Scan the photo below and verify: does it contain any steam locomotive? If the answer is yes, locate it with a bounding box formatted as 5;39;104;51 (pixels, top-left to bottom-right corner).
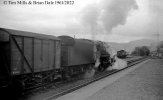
0;28;115;93
117;50;127;58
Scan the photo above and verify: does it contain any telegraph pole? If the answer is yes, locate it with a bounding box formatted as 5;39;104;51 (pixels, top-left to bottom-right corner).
156;15;160;57
157;32;160;56
157;14;161;56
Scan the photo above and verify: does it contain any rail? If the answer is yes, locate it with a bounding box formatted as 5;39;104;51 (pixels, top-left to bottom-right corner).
43;57;148;100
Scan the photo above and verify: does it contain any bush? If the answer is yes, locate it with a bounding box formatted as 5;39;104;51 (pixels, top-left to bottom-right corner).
132;46;150;56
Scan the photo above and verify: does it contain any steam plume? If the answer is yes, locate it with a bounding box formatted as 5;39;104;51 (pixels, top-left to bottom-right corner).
79;4;100;40
80;0;138;36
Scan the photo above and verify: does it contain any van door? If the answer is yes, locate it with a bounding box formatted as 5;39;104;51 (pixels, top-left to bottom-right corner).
0;42;9;78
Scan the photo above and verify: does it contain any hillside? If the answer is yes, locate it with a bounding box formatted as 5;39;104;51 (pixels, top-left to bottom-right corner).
108;39;157;53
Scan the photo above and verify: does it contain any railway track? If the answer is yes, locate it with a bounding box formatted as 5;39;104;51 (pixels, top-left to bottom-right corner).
37;57;148;100
24;57;143;94
20;57;148;100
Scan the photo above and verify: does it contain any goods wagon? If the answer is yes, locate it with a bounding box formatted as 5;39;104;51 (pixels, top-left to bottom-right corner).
0;28;61;90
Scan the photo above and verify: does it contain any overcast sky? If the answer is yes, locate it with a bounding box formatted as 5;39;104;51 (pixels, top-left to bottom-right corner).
0;0;163;43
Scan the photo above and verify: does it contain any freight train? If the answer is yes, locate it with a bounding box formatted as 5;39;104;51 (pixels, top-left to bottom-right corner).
0;28;115;93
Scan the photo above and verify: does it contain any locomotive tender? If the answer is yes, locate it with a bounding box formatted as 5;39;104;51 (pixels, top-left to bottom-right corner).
58;36;96;77
0;28;114;92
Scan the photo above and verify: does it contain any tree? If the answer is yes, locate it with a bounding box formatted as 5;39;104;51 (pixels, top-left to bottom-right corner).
159;41;163;48
141;46;150;56
132;46;150;56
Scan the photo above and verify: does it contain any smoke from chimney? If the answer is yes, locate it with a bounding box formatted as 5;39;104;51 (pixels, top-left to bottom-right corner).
80;0;138;39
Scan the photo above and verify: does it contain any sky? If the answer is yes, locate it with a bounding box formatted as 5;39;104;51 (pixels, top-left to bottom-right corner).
0;0;163;43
